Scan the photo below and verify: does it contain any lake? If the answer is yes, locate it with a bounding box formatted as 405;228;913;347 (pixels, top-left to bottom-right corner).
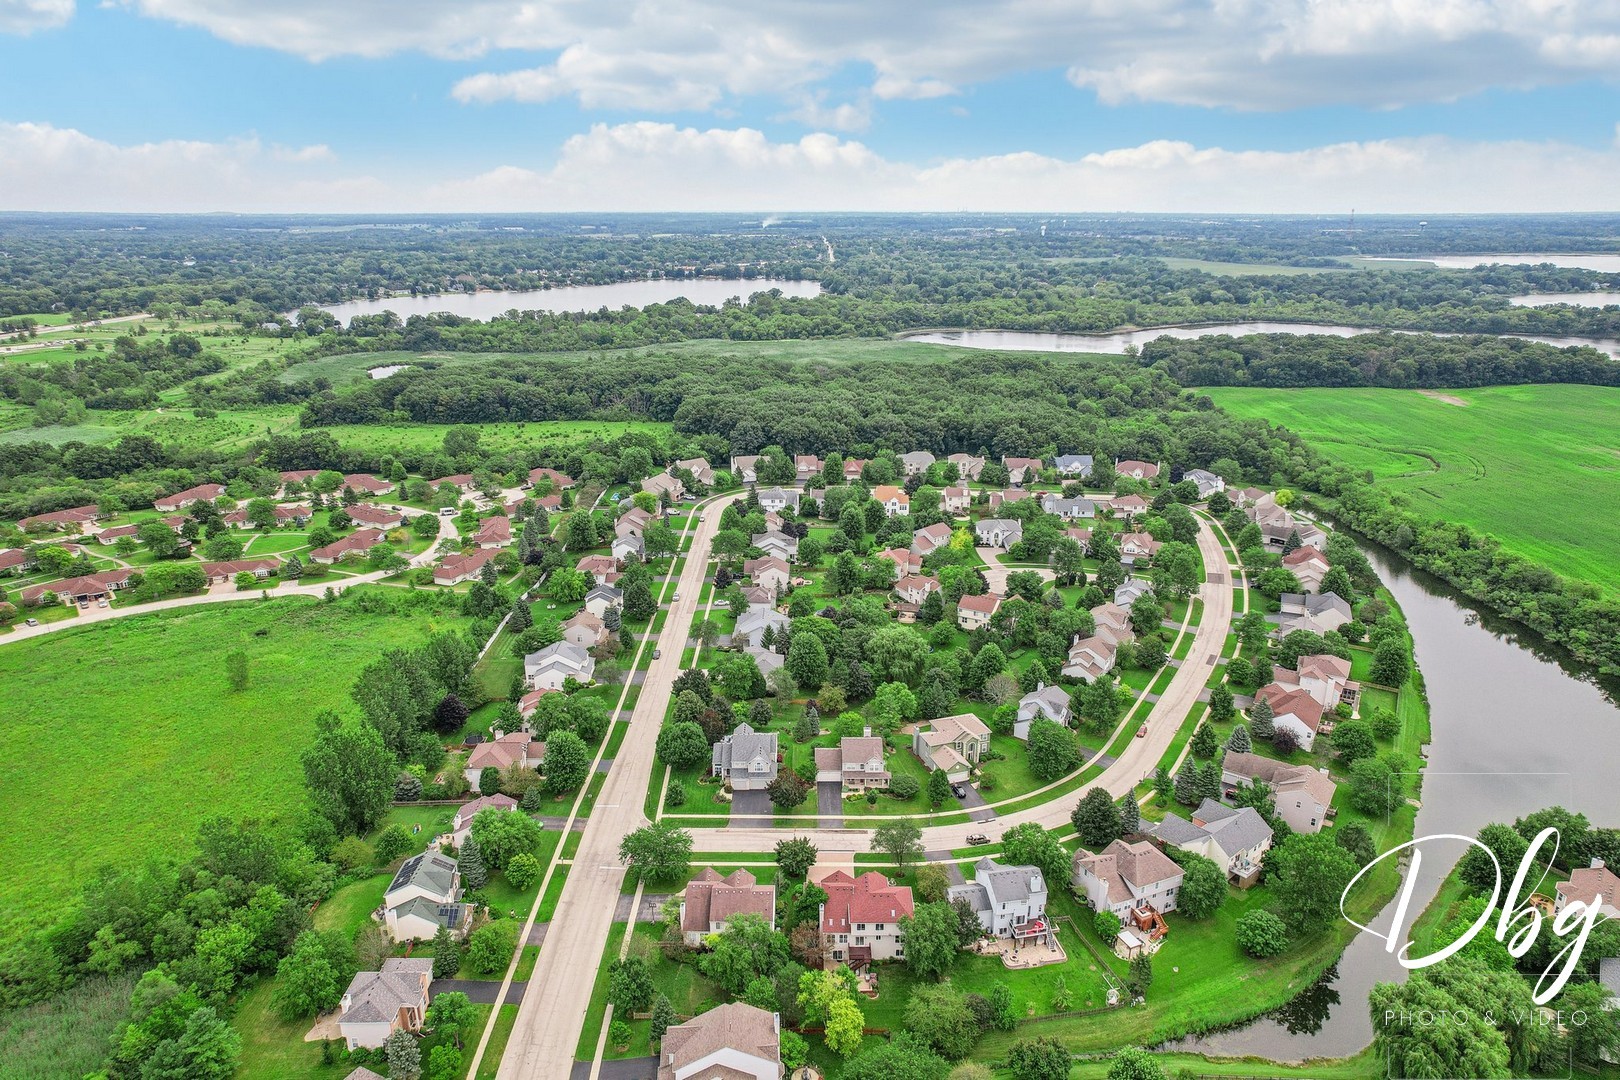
904;324;1620;361
1399;253;1620;273
1510;291;1620;308
1166;536;1620;1062
316;277;822;326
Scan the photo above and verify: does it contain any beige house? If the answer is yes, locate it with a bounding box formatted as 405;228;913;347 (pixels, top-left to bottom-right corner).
815;732;891;791
956;592;1001;631
561;608;610;649
473;516;511;549
1114;459;1161;480
642;473;685;501
911;712;991;782
941;485;971;513
877;547;922;577
1002;456;1043;483
433;547;499;585
675;457;716;486
1271;653;1361;712
1283;546;1331;592
712;723;779;791
794;454;823;481
449;793;518;848
1149;799;1273;885
893;574;940;607
337;958;433;1050
657;1002;782;1080
743;555;791;593
154;483;225;511
463;732;545;792
1554;860;1620;920
1252;684;1325;751
679;868;777;946
616;506;654;538
1072;839;1184;918
911;522;953;556
382;851;468;942
871;484;910;517
1221;752;1338;834
728;455;761;483
947;453;985;480
818;869;914;966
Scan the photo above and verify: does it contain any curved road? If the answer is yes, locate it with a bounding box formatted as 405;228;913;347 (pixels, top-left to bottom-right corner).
495;507;1233;1078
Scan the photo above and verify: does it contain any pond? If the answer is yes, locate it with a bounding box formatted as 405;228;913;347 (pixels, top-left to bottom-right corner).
1165;535;1620;1062
1509;291;1620;308
315;277;822;326
1393;253;1620;273
903;324;1620;362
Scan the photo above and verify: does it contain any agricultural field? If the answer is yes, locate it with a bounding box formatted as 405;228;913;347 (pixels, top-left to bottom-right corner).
0;594;471;934
1206;384;1620;593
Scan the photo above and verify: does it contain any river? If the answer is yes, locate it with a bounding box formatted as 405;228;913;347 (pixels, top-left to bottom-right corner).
315;277;822;326
1510;291;1620;308
1168;537;1620;1062
904;324;1620;362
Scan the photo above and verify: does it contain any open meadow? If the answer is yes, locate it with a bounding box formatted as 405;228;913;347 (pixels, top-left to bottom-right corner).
0;595;470;934
1205;384;1620;593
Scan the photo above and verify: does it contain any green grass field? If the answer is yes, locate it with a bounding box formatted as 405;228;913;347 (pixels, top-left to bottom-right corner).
0;596;471;935
1206;384;1620;593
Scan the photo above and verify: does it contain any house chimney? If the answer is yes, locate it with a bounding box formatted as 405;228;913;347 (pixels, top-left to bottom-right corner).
863;725;872;739
1593;857;1605;870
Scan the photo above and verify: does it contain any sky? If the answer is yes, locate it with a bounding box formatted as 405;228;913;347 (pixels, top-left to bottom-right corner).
1;0;1618;213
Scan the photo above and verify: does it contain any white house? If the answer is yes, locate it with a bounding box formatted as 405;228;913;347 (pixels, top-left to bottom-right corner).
383;851;468;942
1182;469;1225;498
583;584;623;618
871;485;910;517
1554;860;1620;921
1277;592;1352;636
733;606;790;648
1221;752;1338;834
612;533;645;563
893;574;940;607
673;457;715;486
899;450;936;476
338;958;433;1050
524;640;595;691
756;487;800;513
1040;495;1097;520
1072;839;1184;918
941;486;971;514
911;522;953;556
1252;685;1325;751
1282;546;1331;593
1055;454;1094;477
975;518;1023;548
743;555;791;593
751;530;799;561
728;455;761;484
1114;577;1153;609
1149;799;1273;885
948;857;1055;947
712;723;779;791
1014;683;1072;739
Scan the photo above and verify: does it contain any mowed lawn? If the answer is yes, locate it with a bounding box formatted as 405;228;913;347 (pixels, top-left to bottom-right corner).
0;598;468;932
1206;384;1620;593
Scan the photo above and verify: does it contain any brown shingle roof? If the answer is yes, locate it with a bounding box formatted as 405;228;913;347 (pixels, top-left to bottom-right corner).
681;868;776;933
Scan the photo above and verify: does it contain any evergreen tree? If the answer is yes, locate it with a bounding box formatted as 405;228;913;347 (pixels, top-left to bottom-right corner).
1118;796;1140;836
509;599;533;632
479;560;498;587
283;554;304;579
1208;683;1235;723
650;994;676;1045
1071;786;1122;847
1173;766;1198;806
1153;764;1174;804
928;768;953;806
1249;696;1275;739
1227;723;1253;754
793;709;819;743
459;836;488;891
1190;722;1217;759
1197;762;1223;801
432;927;462;978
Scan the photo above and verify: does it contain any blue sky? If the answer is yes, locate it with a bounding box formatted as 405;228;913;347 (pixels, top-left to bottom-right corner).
2;0;1618;212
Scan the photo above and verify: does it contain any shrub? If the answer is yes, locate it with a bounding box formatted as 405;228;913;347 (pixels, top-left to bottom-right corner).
1093;910;1122;945
506;852;541;891
464;920;519;976
373;824;413;864
665;780;688;807
888;774;920;800
1235;910;1290;958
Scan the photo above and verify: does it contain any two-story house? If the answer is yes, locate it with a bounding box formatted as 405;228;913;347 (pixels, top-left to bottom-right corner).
949;857;1055;948
818;869;914;966
1221;752;1338;834
679;868;777;946
383;851;469;942
712;723;779;791
899;451;936;477
1014;682;1072;739
656;1002;782;1080
941;485;972;514
338;957;434;1050
1148;799;1273;886
974;518;1022;549
956;592;1001;632
871;485;911;517
1072;839;1184;918
814;732;890;791
911;712;991;782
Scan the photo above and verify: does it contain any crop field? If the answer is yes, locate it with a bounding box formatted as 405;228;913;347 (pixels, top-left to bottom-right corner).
1206;384;1620;593
0;596;470;933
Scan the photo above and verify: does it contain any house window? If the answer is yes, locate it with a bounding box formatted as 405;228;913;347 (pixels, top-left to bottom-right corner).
856;923;866;931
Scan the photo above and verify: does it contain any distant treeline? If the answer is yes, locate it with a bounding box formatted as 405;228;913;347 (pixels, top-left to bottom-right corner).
1141;332;1620;388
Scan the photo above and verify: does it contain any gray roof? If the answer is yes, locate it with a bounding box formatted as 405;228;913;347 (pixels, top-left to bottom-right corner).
974;856;1045;905
387;851;458;899
1055;454;1094;470
393;895;467;930
586;584;622;603
1149;812;1210;846
713;722;779;773
735;606;790;643
1199;803;1274;855
1114;578;1152;607
746;644;785;675
1041;495;1097;517
1018;684;1071;722
1600;956;1620;997
1184;469;1220;483
976;518;1023;538
948;880;990;912
756;487;799;506
1281;591;1350;618
340;957;433;1024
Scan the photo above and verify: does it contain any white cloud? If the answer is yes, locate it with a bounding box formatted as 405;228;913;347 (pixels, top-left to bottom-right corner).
105;1;1620;114
780;93;873;133
7;118;1620;214
0;0;72;33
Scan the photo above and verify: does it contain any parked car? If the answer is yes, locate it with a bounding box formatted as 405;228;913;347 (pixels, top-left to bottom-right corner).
966;833;990;846
951;783;969;799
24;618;38;627
672;592;680;602
652;648;661;660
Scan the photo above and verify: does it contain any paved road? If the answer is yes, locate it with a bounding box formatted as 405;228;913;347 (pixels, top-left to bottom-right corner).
0;501;456;647
975;547;1055;594
496;494;739;1080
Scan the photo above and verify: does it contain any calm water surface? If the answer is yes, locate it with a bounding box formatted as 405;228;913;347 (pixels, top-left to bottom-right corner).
1509;291;1620;308
317;278;821;326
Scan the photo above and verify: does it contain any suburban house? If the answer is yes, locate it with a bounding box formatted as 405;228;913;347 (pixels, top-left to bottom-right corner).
223;504;313;529
1114;459;1161;481
877;547;922;577
941;485;971;513
728;455;761;484
948;858;1055;947
756;487;800;513
712;723;779;790
1072;839;1184;918
584;584;623;617
1063;633;1121;683
346;502;405;529
474;516;511;548
612;533;645;563
1149;799;1273;885
1041;495;1097;520
0;548;28;574
733;606;790;648
524;641;595;691
642;473;685;502
17;504;99;532
1554;859;1620;920
337;957;433;1051
986;488;1030;511
448;793;518;847
154;483;225;511
308;528;385;565
1002;456;1044;484
911;712;991;782
528;467;575;490
900;450;936;476
1055;454;1095;477
1015;683;1072;739
1252;685;1325;750
956;591;1001;632
679;868;777;946
738;585;774;607
383;851;468;942
1118;533;1162;562
276;470;320;495
818;869;914;965
842;458;868;481
463;732;545;790
975;518;1023;549
1233;486;1268;508
656;1002;782;1080
1283;546;1331;593
1108;494;1150;516
1269;653;1361;712
433;548;499;585
526;494;563;513
20;568;135;607
794;454;823;481
871;485;910;517
746;643;785;678
1221;752;1338;834
517;687;556;722
616;506;654;538
1114;577;1153;609
751;530;798;560
675;457;717;486
561;608;610;649
1277;591;1353;636
1182;469;1225;498
1065;526;1094;550
94;524;141;544
893;574;940;607
1262;516;1328;551
815;732;890;791
430;474;476;493
576;554;618;582
200;558;280;585
744;556;791;593
911;521;953;556
342;474;394;497
947;453;986;480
